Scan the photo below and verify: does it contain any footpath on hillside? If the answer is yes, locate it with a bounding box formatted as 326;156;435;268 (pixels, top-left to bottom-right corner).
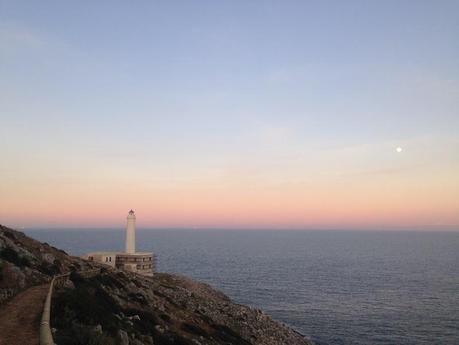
0;284;49;345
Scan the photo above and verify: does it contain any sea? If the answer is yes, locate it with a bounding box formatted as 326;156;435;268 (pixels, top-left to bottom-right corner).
25;229;459;345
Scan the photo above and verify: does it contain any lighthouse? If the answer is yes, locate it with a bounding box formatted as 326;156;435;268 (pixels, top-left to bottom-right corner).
126;209;136;254
83;210;154;276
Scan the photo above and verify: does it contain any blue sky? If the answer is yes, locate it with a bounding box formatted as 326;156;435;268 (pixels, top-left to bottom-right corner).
1;1;458;228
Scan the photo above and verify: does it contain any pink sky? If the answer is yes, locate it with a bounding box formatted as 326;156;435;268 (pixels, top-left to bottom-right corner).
2;147;458;230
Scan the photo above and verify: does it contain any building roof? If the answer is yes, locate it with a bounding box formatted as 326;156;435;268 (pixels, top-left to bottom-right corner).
85;251;121;256
116;252;153;256
84;251;153;256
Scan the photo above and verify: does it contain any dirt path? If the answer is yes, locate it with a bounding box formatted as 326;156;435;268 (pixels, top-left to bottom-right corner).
0;284;49;345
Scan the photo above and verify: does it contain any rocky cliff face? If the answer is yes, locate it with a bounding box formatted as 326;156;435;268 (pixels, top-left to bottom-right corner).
0;225;313;345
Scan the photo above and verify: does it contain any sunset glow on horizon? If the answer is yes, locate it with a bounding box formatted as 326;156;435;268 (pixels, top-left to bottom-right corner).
1;1;458;230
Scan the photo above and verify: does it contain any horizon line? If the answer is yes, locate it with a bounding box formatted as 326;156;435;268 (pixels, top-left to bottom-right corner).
17;225;459;233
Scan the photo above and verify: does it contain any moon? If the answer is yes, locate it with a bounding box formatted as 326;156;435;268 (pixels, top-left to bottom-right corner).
396;147;403;153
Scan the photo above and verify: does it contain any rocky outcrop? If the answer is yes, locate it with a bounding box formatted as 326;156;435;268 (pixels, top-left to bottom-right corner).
0;225;95;304
0;225;313;345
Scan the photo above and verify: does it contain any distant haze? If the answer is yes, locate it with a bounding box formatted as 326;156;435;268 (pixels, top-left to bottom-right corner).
1;1;458;230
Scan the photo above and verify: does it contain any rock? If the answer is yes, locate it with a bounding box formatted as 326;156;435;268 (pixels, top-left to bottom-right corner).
139;335;154;344
42;253;55;264
62;279;75;289
117;329;129;345
93;324;103;334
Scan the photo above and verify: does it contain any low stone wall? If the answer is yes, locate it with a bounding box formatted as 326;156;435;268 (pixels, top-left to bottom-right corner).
39;269;100;345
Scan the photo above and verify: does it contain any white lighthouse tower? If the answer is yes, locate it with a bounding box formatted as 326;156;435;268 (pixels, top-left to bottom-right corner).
126;209;136;254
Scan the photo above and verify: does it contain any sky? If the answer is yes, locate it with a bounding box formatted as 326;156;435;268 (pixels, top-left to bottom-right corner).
0;1;458;230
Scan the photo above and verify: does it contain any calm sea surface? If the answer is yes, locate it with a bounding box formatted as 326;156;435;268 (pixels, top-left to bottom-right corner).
25;229;459;345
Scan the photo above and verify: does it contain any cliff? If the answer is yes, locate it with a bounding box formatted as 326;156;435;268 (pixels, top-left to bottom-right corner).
0;225;313;345
0;224;95;303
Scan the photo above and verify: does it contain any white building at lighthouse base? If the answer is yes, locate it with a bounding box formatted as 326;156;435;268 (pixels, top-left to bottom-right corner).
83;251;154;276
